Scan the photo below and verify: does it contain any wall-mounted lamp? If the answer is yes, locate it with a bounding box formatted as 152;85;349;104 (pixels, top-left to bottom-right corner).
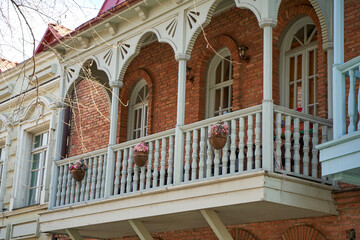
239;46;250;63
186;66;195;83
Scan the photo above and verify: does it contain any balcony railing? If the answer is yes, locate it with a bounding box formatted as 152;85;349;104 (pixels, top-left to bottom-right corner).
51;105;332;208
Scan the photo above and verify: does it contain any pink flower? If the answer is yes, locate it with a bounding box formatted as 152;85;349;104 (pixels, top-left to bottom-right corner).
296;107;303;112
134;142;149;153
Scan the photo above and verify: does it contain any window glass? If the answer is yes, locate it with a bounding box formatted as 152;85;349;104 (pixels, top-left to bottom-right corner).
28;132;48;206
129;82;149;140
285;21;318;115
208;49;233;117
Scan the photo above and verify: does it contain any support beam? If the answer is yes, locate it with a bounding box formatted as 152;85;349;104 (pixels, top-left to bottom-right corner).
129;220;154;240
65;229;83;240
200;209;233;240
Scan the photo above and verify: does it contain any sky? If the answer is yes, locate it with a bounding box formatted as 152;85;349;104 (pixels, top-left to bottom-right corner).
0;0;105;63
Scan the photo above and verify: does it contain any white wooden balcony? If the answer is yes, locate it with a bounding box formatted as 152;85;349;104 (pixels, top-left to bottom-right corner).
39;105;336;239
318;55;360;185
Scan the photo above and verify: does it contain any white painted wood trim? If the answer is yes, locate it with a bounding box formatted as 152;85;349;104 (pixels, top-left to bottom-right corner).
65;229;83;240
200;209;233;240
128;220;154;240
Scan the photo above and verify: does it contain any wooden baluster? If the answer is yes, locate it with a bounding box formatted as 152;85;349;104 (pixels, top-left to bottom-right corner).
70;178;75;204
214;148;221;177
284;116;291;172
114;150;122;195
120;148;128;194
238;117;245;172
90;157;98;200
85;158;93;201
153;140;160;188
199;128;206;179
293;118;300;174
127;148;134;193
184;132;191;182
275;113;282;170
96;155;103;199
160;137;167;186
75;179;80;203
303;121;310;176
206;126;213;178
146;142;153;189
247;115;254;171
322;126;328;143
56;165;63;206
312;123;319;178
65;165;71;205
358;68;360;130
348;69;356;133
61;165;68;206
133;155;139;192
192;129;199;181
230;120;237;174
140;157;146;191
167;136;174;184
79;165;86;202
222;122;229;175
101;154;106;198
255;113;261;169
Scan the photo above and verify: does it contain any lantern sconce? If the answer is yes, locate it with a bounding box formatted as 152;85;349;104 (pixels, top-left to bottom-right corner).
239;46;250;63
186;66;195;83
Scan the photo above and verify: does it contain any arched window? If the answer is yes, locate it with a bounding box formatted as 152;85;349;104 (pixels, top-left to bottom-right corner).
281;17;318;115
206;48;233;118
128;80;149;140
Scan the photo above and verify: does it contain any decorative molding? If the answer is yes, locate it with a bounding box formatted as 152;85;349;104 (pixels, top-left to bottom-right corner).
119;42;131;60
166;18;178;38
104;22;118;36
187;11;200;30
103;49;114;66
135;6;148;21
77;36;90;49
259;18;277;28
281;225;327;240
66;68;76;83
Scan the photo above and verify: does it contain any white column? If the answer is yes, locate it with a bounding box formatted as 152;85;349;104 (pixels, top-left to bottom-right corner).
323;42;334;120
104;80;122;197
49;103;66;209
0;126;11;211
333;0;346;139
173;53;190;185
260;19;276;172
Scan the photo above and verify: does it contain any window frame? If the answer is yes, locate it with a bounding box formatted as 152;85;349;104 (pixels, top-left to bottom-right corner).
206;48;233;118
280;16;319;115
27;131;49;206
127;79;149;140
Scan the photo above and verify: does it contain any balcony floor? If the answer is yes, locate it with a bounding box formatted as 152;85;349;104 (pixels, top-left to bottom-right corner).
39;171;337;238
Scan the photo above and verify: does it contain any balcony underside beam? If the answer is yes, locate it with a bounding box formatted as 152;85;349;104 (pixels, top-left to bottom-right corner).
65;229;83;240
201;209;233;240
128;219;154;240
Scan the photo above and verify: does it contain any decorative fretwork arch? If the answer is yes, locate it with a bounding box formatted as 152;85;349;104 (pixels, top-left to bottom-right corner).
281;225;327;240
230;228;257;240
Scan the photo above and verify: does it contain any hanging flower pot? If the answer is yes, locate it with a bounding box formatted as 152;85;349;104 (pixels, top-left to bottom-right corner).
208;121;229;150
70;159;87;182
133;142;149;167
71;169;86;182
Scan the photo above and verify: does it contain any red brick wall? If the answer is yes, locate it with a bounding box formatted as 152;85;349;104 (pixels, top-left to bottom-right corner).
67;78;110;157
112;188;360;240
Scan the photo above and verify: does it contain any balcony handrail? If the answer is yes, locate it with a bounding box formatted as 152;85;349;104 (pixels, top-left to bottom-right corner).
111;128;176;151
274;105;333;127
56;148;108;166
337;55;360;74
180;105;262;132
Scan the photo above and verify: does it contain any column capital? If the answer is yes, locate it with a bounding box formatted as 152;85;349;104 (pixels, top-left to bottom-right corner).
175;53;191;62
259;18;277;28
322;41;334;51
110;80;123;88
53;101;67;109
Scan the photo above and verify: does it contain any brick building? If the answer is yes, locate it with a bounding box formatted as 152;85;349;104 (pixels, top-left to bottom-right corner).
0;0;359;239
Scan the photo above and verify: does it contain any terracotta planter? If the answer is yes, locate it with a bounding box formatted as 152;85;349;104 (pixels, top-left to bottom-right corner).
209;135;227;150
133;152;148;167
71;169;86;182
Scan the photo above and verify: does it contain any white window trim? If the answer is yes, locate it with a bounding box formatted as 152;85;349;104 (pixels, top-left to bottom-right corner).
205;47;233;118
127;79;149;140
280;16;318;115
0;128;8;212
11;113;54;210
